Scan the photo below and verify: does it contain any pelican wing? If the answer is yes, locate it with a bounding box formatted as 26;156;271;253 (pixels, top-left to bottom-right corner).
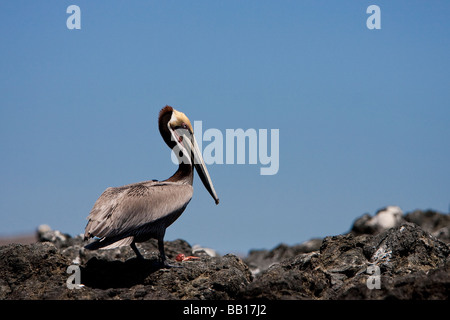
84;181;193;240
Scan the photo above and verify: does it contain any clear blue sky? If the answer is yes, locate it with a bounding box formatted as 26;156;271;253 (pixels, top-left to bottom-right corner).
1;1;449;254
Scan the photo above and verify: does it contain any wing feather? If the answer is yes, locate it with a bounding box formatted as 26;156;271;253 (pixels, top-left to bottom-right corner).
84;181;193;240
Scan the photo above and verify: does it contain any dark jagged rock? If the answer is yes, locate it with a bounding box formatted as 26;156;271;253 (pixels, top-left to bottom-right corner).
244;238;322;275
404;209;450;243
0;242;71;299
77;252;252;300
349;207;450;244
0;209;449;300
0;238;252;300
242;223;449;300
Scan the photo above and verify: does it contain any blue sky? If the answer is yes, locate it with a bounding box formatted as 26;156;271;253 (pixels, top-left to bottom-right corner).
1;1;449;254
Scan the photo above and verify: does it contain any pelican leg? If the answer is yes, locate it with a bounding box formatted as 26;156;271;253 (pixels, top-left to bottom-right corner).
158;238;166;264
131;242;144;260
158;238;182;268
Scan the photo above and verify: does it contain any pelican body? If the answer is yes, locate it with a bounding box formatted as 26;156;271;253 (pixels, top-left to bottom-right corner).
84;106;219;266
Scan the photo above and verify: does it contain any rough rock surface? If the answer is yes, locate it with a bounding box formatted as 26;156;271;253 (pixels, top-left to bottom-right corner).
243;223;449;299
245;238;323;275
0;208;449;300
0;238;252;300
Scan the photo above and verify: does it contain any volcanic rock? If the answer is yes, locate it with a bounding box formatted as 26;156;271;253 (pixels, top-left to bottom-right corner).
0;208;449;300
0;239;252;300
243;223;449;299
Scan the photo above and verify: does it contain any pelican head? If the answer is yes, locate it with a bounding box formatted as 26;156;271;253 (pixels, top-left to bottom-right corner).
159;106;219;205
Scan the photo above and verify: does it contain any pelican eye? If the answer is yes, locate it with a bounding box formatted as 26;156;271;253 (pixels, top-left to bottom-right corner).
175;123;192;134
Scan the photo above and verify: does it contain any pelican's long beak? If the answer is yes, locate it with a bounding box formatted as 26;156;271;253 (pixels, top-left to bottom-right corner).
170;127;219;205
191;135;219;205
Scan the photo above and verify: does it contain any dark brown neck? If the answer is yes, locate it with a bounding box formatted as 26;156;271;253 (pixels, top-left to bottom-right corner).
159;106;194;185
165;162;194;185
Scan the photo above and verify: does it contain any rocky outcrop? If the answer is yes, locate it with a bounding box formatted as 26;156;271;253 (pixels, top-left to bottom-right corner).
404;209;450;243
0;237;252;300
243;223;449;299
245;238;323;275
0;208;449;300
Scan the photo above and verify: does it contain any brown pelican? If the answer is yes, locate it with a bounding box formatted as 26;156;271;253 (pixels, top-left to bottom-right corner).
84;106;219;267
